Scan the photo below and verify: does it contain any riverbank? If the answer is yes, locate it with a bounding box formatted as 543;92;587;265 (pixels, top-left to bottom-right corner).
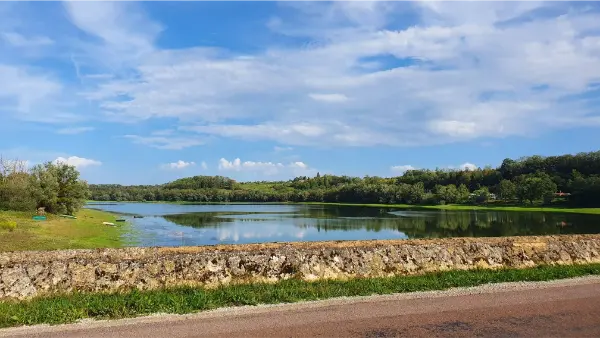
87;200;600;215
303;202;600;214
0;209;128;252
1;263;599;328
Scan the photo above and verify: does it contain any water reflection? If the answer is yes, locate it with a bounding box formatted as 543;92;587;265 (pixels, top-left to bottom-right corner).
88;203;600;247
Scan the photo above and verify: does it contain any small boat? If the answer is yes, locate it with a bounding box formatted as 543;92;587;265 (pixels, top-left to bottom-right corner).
133;215;144;218
115;219;126;222
32;215;47;221
102;222;115;226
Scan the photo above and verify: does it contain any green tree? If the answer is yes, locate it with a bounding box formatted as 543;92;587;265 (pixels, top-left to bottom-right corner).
434;184;458;204
516;174;557;205
0;158;35;211
48;161;90;215
472;187;489;204
498;180;516;201
456;184;470;203
408;182;425;204
29;164;59;211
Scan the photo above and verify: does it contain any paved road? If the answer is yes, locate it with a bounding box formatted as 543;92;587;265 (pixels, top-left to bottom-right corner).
2;277;600;338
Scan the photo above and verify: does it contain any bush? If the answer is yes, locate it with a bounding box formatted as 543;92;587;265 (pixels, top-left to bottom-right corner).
0;218;17;231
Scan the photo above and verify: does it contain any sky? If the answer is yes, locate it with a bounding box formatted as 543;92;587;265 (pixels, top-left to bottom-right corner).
1;1;600;184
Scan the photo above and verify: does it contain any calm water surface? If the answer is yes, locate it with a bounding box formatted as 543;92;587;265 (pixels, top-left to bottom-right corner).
86;203;600;247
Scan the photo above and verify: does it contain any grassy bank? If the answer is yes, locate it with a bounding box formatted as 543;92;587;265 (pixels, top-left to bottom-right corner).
1;263;599;328
301;202;600;215
87;200;600;215
0;209;128;252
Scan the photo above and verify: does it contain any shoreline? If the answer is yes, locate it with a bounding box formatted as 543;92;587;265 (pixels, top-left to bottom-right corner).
85;200;600;215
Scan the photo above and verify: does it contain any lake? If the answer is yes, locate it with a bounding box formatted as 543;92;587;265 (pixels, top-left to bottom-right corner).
85;203;600;247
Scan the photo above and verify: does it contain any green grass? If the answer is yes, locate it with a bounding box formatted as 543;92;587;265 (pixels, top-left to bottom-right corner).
1;263;599;328
0;209;130;252
301;202;600;215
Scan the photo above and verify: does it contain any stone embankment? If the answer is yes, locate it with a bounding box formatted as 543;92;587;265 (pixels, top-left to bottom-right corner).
1;235;600;300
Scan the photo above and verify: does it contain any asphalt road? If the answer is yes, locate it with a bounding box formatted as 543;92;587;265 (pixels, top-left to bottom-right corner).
2;276;600;338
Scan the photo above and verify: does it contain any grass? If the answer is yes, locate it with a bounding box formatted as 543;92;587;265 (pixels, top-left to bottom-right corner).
0;209;129;252
1;263;599;328
301;202;600;215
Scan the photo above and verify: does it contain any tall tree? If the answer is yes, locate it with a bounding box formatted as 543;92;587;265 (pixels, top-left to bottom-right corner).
48;161;90;214
498;180;516;201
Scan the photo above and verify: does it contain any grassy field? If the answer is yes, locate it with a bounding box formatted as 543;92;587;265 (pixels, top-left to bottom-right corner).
301;202;600;215
1;263;599;328
0;209;129;252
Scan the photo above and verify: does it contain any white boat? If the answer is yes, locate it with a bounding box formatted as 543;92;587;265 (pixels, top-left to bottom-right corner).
102;222;115;226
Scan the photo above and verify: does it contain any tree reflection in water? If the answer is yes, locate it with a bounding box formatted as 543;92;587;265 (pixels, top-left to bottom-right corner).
163;205;600;240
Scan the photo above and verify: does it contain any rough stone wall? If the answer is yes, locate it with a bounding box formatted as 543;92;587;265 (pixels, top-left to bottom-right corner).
1;235;600;300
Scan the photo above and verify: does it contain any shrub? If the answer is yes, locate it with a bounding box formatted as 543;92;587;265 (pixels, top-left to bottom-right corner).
0;218;17;231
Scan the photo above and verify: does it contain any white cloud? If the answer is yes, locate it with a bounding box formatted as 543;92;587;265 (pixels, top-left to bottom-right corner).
218;158;283;175
459;162;478;171
56;127;94;135
62;1;161;64
308;93;349;103
161;160;195;170
391;165;416;174
0;65;66;122
289;161;308;169
70;2;599;147
273;146;293;152
218;157;315;178
123;135;204;150
201;161;208;170
1;32;54;47
53;156;101;169
4;1;600;148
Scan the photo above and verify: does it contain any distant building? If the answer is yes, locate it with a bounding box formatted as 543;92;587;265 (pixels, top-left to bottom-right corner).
468;192;496;200
554;191;571;197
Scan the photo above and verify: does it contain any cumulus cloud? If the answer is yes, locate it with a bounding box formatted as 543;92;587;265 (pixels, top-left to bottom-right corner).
218;158;282;175
459;162;478;171
218;157;314;177
54;156;101;168
391;165;417;174
161;160;195;170
201;161;208;170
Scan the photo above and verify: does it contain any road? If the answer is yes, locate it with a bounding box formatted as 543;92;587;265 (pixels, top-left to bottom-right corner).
2;276;600;338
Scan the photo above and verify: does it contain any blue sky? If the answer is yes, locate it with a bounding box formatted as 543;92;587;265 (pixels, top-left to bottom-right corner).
1;1;600;184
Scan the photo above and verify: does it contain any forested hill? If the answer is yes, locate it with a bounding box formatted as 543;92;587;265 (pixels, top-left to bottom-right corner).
89;151;600;207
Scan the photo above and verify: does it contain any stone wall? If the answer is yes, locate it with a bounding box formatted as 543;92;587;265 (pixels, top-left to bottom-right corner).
1;234;600;300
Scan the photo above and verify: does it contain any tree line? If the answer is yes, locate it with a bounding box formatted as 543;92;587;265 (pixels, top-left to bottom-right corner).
89;151;600;207
0;158;90;215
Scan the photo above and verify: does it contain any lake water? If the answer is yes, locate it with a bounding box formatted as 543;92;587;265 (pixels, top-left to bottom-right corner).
85;203;600;247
